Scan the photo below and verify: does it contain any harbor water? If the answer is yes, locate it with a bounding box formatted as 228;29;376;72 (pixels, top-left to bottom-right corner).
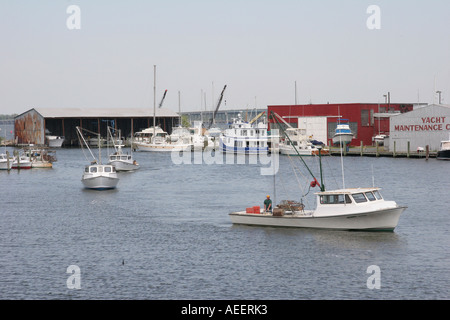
0;146;449;300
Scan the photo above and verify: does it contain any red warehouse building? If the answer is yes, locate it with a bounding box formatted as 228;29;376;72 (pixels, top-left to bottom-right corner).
268;103;414;146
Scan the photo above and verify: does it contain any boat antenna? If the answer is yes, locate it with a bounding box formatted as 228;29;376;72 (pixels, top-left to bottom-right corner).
270;111;325;191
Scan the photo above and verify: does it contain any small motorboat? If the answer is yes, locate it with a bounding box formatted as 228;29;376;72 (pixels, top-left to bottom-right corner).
436;136;450;160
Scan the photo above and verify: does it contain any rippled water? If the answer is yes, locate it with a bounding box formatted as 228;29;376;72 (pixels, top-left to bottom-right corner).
1;146;449;300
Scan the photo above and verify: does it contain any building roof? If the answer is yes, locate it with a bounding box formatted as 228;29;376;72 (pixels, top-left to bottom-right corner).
17;107;179;118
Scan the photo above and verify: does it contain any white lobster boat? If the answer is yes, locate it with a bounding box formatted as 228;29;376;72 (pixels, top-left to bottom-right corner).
230;187;406;231
229;111;407;232
77;126;119;190
82;163;119;190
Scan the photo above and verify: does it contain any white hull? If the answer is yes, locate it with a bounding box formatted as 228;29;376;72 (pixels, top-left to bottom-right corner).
279;145;315;156
135;142;192;152
47;136;65;148
109;160;139;171
332;133;353;145
230;206;406;231
82;175;119;190
0;161;12;170
11;159;32;169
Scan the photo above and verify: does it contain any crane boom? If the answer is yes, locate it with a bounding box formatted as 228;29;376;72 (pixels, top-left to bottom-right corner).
208;85;227;129
158;89;168;108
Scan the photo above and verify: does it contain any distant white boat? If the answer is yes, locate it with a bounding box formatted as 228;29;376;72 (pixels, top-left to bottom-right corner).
46;130;65;148
219;112;269;154
107;126;140;171
372;134;388;146
24;147;55;168
76;126;119;190
134;126;193;152
279;128;327;156
332;119;354;146
436;135;450;160
0;152;13;170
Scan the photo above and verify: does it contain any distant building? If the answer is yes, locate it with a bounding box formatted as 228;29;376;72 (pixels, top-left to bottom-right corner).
389;104;450;152
14;107;179;146
268;103;416;146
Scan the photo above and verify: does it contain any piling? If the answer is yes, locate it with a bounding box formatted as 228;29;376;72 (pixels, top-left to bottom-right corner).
407;141;410;158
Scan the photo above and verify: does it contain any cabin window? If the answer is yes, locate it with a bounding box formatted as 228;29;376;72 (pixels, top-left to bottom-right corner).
365;192;376;201
98;167;103;173
121;156;127;160
352;193;367;203
373;190;382;200
320;194;352;204
85;167;89;173
104;166;111;172
90;167;97;173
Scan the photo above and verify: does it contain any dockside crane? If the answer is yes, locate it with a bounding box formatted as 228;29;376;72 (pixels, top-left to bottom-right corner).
207;85;227;129
158;89;168;108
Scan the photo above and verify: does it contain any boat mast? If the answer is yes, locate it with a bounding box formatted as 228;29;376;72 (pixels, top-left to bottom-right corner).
153;65;156;142
270;111;325;191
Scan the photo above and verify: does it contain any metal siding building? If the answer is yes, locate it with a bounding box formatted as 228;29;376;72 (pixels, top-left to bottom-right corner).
268;103;414;146
389;104;450;152
14;107;179;146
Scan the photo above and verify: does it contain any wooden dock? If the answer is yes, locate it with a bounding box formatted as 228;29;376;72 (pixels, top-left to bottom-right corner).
328;143;436;159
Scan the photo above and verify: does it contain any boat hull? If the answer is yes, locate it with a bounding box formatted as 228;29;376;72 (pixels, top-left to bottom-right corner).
82;175;119;190
229;206;407;231
436;149;450;160
47;136;65;148
109;160;140;171
135;142;192;152
332;133;353;146
0;161;12;170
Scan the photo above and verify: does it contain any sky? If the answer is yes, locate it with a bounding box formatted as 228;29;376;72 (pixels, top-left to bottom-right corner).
0;0;449;115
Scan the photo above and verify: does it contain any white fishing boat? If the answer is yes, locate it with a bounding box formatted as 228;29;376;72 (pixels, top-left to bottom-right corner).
219;112;269;154
332;119;354;146
76;126;119;190
436;136;450;160
0;152;13;170
230;187;406;231
107;127;140;171
24;147;56;168
229;111;407;231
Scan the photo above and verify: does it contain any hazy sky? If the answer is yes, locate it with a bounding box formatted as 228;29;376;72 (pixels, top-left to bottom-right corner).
0;0;449;115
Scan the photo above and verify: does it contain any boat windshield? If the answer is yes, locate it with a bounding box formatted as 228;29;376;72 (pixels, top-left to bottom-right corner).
352;193;367;203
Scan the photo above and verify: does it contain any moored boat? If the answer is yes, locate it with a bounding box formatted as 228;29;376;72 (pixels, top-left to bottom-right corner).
0;152;13;170
332;119;354;146
219;112;269;155
107;126;140;171
436;136;450;160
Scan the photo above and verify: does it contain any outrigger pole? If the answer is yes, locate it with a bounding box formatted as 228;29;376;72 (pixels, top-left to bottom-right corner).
270;111;325;192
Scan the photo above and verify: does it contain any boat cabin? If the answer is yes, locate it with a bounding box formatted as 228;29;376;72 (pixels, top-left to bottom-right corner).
317;188;383;205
